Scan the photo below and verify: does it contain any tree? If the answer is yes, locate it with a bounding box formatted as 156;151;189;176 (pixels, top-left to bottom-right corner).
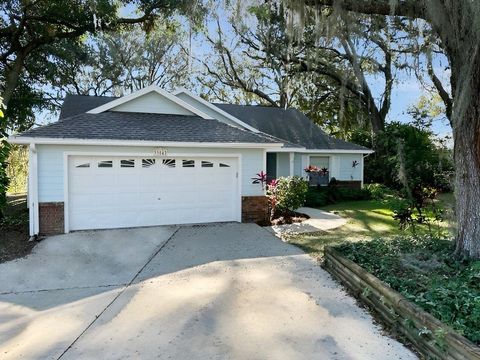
351;122;454;190
202;3;407;137
51;22;190;98
0;0;194;107
295;0;480;258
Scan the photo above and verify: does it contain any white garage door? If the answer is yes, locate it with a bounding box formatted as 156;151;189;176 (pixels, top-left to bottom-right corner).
67;156;239;231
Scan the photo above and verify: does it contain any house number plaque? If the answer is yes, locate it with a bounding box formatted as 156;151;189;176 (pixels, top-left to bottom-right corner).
153;147;168;156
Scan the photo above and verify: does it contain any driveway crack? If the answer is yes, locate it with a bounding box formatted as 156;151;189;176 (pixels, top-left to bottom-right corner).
0;284;126;296
56;227;180;360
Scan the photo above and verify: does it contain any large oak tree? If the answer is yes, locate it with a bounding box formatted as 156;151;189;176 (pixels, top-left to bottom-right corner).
296;0;480;258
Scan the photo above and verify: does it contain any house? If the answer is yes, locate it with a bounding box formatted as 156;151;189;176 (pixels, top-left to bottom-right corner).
8;85;372;236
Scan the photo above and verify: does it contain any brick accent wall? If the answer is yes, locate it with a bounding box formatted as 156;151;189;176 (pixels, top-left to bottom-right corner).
335;181;362;190
242;196;268;223
39;202;64;235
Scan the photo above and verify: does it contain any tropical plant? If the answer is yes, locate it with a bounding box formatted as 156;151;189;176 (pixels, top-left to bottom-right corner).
267;176;308;216
251;171;268;190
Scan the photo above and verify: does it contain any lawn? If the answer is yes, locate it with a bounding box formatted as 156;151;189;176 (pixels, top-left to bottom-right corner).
288;196;454;257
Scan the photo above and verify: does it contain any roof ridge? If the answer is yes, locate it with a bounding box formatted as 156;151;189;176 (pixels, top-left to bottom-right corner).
65;93;119;99
214;102;296;110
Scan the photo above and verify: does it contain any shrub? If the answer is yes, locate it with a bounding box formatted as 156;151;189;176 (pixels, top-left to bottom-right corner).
267;176;308;215
336;236;480;345
364;183;394;200
305;186;371;207
336;188;371;201
349;122;455;191
305;187;329;207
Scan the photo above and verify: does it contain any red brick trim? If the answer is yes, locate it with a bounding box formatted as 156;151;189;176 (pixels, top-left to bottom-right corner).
335;181;362;190
242;196;268;223
39;202;64;235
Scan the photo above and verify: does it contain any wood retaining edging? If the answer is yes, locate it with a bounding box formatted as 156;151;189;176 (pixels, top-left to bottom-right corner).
323;247;480;360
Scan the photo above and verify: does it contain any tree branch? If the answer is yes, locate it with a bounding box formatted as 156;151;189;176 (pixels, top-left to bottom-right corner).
303;0;426;20
426;52;452;121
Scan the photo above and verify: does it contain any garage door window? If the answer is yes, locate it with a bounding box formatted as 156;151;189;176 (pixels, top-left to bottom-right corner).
76;163;90;168
201;161;213;168
219;163;230;167
98;160;113;168
162;159;176;168
182;160;195;167
142;159;156;168
121;159;135;168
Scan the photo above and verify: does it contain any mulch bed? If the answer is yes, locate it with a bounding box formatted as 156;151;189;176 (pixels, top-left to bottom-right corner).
258;212;310;227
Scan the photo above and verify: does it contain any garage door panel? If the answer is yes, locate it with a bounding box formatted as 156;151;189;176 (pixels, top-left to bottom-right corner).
68;156;239;231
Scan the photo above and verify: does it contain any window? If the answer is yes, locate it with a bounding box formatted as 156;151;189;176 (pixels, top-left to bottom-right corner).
162;159;176;168
142;159;156;168
182;160;195;167
219;163;230;168
76;163;90;168
98;160;113;168
310;156;329;169
121;159;135;168
201;161;213;168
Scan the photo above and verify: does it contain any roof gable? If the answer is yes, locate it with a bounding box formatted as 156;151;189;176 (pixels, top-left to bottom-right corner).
87;85;213;119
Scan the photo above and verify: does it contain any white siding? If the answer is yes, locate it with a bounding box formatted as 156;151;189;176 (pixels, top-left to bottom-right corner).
111;92;195;115
37;145;265;202
338;154;363;181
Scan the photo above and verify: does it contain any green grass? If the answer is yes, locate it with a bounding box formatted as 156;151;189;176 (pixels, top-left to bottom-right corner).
288;197;453;257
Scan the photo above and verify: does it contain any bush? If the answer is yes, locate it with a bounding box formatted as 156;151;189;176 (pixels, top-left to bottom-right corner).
349;122;455;191
336;237;480;345
364;183;395;200
305;187;329;207
336;188;371;201
268;176;308;214
305;186;371;207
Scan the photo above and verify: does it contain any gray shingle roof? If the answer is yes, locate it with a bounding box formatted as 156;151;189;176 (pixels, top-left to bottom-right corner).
18;112;283;144
34;94;369;151
60;94;116;119
214;103;369;151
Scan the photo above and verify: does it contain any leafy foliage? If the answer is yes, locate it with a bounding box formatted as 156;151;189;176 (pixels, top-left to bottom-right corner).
351;122;454;191
305;186;372;208
53;22;190;97
6;145;28;194
336;237;480;344
363;183;394;200
0;99;8;220
267;176;308;215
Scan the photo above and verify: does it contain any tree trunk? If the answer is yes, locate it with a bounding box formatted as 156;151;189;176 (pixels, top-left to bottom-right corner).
1;54;25;108
452;54;480;259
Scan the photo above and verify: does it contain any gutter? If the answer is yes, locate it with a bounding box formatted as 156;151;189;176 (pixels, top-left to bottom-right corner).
7;137;284;149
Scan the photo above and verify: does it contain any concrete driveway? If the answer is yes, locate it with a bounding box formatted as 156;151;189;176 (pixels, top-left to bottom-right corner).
0;223;416;360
